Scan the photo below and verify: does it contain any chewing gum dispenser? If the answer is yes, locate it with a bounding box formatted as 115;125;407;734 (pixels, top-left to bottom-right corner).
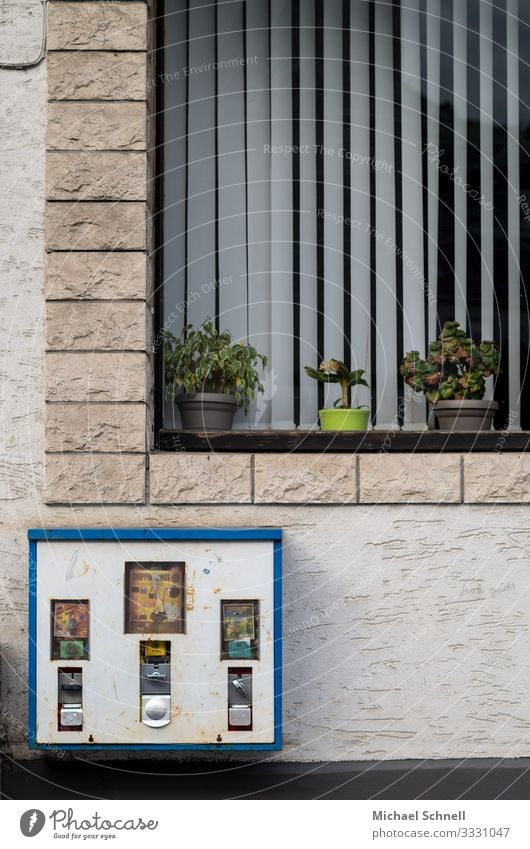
57;669;83;731
140;642;171;727
29;529;282;751
228;669;253;730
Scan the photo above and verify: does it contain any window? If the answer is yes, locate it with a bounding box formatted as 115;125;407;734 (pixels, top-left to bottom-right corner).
158;0;530;432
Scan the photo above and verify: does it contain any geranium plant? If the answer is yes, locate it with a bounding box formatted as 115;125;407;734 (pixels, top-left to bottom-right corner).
400;320;501;403
304;359;369;408
163;321;267;413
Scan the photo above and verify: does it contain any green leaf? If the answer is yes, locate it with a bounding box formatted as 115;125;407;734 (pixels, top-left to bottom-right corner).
304;366;338;383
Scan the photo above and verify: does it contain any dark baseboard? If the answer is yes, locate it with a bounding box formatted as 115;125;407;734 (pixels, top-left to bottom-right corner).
2;758;530;800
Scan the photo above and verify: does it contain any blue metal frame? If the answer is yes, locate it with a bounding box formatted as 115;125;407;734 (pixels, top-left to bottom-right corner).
28;528;282;752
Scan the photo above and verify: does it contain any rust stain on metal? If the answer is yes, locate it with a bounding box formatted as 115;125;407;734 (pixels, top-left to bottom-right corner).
186;569;196;610
212;587;221;594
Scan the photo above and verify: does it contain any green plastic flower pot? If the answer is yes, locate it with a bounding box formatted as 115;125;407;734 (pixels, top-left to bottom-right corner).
319;408;370;431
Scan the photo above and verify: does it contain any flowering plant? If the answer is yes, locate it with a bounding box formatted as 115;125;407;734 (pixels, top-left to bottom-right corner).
304;359;369;409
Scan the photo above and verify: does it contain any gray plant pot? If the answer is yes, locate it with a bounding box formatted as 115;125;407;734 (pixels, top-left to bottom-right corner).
176;392;238;431
434;399;498;431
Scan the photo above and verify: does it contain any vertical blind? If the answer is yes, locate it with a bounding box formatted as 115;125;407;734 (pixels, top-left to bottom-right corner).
162;0;530;430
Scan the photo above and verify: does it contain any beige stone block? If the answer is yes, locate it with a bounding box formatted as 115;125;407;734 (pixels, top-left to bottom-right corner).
48;52;146;100
254;454;357;504
464;454;530;503
46;403;145;452
359;454;461;503
47;301;146;350
48;2;147;51
46;252;146;299
47;102;146;150
46;202;145;250
45;453;145;503
46;352;147;401
150;453;252;504
47;152;146;200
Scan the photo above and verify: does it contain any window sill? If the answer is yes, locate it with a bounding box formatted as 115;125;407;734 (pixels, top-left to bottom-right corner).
159;429;530;453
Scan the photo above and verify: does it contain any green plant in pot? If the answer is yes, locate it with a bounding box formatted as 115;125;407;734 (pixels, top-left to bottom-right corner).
163;321;267;431
305;360;370;431
400;320;501;431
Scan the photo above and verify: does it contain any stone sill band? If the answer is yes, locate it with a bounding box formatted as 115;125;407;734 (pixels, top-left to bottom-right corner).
44;452;530;505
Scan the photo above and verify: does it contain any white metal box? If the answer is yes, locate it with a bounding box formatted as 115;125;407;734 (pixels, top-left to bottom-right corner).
28;529;282;751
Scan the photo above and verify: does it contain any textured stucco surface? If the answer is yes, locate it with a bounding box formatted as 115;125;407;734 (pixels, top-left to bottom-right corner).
1;1;530;765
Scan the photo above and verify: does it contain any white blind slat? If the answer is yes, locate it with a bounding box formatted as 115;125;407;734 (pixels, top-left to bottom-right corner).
299;0;318;427
426;0;441;343
453;0;468;328
187;0;216;325
270;0;294;428
163;0;189;429
507;0;521;427
480;0;494;344
217;1;248;345
322;0;344;412
401;0;426;428
350;0;372;412
374;0;397;429
246;0;273;428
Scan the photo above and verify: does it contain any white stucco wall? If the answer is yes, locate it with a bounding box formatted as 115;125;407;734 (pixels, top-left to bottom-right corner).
0;0;47;756
1;2;530;764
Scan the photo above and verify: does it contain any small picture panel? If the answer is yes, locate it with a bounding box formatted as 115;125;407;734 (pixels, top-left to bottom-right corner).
51;600;89;660
221;600;259;660
125;562;186;634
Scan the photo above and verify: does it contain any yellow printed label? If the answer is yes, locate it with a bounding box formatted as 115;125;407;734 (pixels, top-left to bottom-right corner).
144;641;167;657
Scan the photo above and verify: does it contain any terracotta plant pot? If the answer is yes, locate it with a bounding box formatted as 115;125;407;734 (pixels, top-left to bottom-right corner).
434;399;498;431
319;408;370;431
176;392;237;430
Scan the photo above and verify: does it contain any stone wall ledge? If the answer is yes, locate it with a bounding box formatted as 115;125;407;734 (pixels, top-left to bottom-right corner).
143;451;530;506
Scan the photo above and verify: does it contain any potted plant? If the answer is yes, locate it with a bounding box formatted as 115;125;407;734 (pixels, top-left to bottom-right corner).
305;359;370;431
400;320;501;431
163;321;267;430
